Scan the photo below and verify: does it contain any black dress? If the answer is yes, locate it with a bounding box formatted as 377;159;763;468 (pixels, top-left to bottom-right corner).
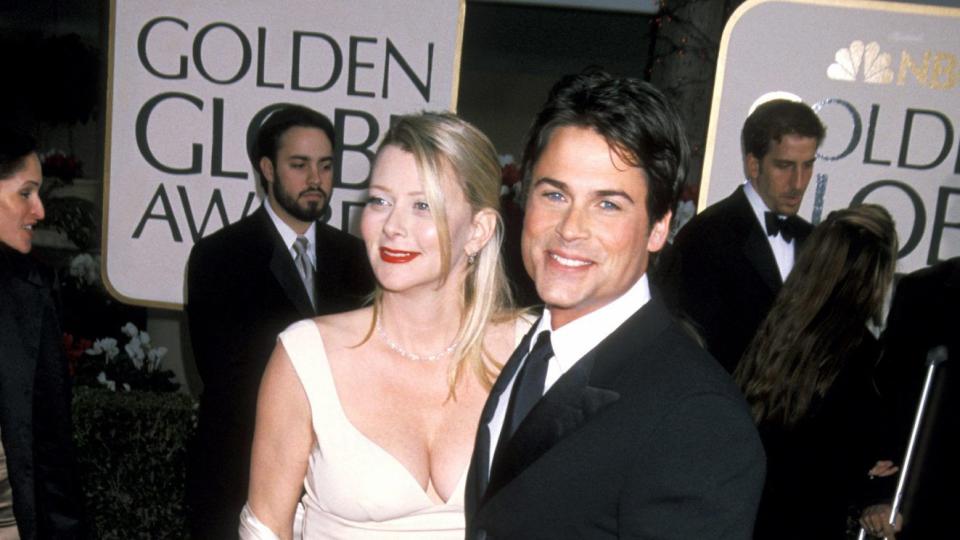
753;332;896;539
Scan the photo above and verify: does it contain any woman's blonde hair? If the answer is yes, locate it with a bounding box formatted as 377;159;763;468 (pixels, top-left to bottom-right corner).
366;111;515;392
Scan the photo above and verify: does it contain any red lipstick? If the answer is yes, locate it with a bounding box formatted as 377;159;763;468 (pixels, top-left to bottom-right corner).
380;247;420;263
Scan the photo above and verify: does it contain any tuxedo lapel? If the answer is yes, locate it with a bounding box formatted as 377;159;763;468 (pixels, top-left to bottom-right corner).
269;243;314;318
483;349;618;503
256;208;315;318
480;298;674;505
732;188;782;293
467;322;539;511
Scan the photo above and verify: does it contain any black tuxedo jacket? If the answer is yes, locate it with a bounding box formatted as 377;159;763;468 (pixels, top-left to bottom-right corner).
656;186;812;372
465;297;765;539
880;257;959;539
184;205;373;538
0;249;84;539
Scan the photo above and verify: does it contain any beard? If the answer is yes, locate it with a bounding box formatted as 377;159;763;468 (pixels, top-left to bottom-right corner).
272;180;330;223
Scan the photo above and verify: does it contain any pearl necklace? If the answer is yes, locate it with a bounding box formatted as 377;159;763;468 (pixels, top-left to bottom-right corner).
376;318;460;362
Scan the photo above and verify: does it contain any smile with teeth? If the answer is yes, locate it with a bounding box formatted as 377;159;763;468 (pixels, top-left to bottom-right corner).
550;252;591;268
380;247;420;263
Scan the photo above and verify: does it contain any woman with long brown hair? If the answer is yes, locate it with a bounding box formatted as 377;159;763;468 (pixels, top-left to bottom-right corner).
735;204;900;539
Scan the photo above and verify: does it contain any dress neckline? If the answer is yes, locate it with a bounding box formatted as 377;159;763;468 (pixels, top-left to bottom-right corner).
306;321;468;507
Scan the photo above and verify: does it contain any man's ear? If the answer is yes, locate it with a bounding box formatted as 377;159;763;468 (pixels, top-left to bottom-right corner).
745;153;760;182
647;210;671;253
465;208;498;257
259;156;275;186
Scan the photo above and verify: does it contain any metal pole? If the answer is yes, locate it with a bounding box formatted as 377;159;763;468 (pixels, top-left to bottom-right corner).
857;345;948;539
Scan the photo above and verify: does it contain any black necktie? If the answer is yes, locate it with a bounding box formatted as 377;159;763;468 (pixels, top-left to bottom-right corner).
500;331;553;441
764;212;801;242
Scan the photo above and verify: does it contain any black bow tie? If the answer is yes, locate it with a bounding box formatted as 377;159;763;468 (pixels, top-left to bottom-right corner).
764;212;801;242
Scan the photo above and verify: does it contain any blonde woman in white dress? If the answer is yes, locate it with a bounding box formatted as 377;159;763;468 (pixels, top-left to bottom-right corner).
240;112;530;539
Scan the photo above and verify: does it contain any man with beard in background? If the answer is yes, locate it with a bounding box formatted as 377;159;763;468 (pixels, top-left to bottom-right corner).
185;105;374;538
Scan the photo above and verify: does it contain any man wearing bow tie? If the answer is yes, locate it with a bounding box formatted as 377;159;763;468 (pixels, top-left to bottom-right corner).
657;99;824;373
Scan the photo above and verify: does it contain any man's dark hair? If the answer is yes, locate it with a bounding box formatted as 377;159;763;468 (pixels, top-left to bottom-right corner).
0;126;38;179
520;69;689;225
251;104;336;191
741;99;825;161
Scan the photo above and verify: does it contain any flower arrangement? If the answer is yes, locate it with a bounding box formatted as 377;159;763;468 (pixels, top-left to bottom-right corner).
36;150;97;250
74;323;179;393
67;252;100;288
40;150;84;183
499;154;523;203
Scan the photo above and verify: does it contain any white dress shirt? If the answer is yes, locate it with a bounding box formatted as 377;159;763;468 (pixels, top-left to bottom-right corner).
743;181;795;280
486;275;653;472
264;201;317;269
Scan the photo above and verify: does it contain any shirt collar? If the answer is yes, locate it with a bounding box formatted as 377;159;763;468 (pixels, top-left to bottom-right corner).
743;180;776;227
533;274;652;373
263;201;316;262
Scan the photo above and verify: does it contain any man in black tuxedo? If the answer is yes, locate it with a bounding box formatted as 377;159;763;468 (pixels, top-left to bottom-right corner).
185;105;374;538
465;71;765;539
657;100;825;372
879;257;959;539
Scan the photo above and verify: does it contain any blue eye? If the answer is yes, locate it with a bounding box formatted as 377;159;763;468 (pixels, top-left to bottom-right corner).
543;191;564;202
599;200;621;211
366;196;389;207
414;201;430;211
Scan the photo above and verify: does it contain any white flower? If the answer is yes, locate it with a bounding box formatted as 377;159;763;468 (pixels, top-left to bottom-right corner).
138;331;151;346
147;346;168;369
69;253;99;286
122;383;131;392
97;371;116;392
125;337;145;369
498;154;515;166
87;338;119;360
121;322;139;338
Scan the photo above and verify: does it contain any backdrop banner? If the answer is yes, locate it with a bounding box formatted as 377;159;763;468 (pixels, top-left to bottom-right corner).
702;0;959;273
103;0;464;307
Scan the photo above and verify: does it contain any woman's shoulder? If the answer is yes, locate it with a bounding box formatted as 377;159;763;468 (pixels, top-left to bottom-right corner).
311;307;374;349
484;309;537;354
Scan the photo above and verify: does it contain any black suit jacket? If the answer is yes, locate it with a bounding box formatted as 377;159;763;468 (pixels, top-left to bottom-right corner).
656;186;812;372
0;248;84;539
184;206;373;538
880;257;959;539
465;297;765;539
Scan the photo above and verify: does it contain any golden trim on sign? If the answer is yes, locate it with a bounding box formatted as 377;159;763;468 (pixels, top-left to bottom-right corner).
451;0;467;113
700;0;960;215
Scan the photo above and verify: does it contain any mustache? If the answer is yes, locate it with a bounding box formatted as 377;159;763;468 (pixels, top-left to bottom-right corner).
299;187;328;199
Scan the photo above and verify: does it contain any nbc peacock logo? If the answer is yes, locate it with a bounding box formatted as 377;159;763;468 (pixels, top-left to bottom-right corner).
827;40;895;84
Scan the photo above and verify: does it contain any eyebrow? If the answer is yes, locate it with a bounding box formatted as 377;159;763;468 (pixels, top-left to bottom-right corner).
535;177;635;204
367;184;424;198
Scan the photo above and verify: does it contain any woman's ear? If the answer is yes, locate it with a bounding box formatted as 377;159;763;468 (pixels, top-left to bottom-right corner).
464;208;498;257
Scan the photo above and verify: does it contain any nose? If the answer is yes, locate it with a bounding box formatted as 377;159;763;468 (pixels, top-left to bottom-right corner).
305;165;320;186
556;204;589;242
33;197;45;221
382;207;406;238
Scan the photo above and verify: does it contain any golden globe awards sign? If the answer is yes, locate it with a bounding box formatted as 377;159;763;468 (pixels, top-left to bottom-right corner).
103;0;464;307
702;0;959;274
